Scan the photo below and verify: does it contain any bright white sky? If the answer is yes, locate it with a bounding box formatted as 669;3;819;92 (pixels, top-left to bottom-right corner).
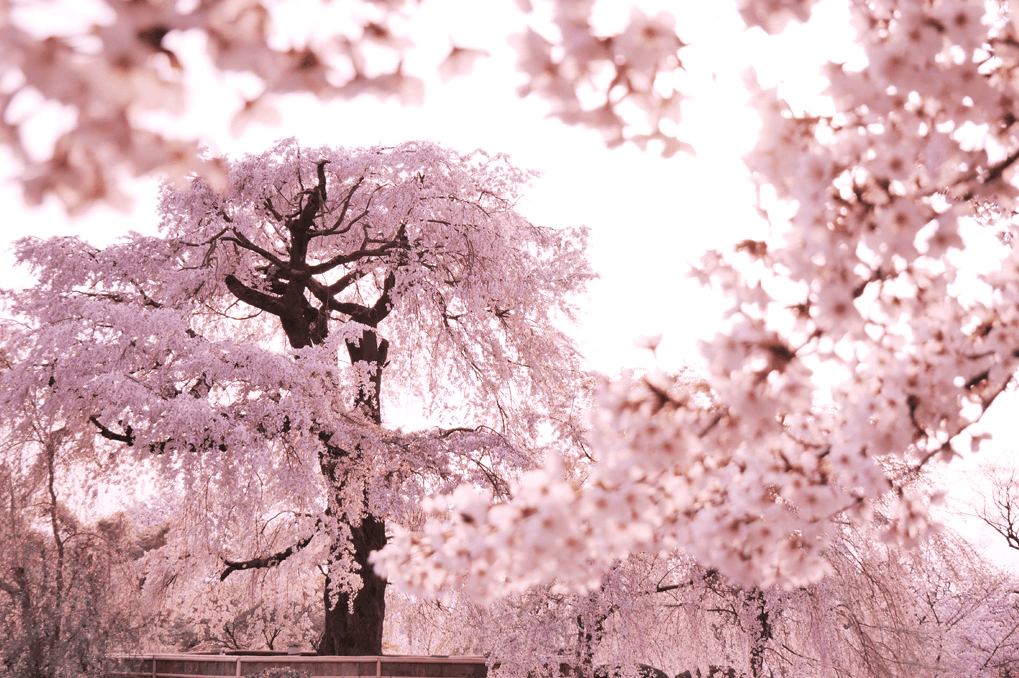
0;0;859;374
7;0;1017;562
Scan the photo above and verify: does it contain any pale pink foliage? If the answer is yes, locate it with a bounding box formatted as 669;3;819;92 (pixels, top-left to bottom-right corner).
376;0;1019;596
385;517;1019;677
0;139;593;637
0;0;733;213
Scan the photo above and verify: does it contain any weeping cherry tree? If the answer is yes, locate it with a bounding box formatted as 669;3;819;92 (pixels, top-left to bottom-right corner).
0;139;593;655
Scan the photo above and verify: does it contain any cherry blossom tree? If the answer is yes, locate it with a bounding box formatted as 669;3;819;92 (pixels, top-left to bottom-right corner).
0;138;593;655
14;0;1019;662
0;425;157;678
375;0;1019;598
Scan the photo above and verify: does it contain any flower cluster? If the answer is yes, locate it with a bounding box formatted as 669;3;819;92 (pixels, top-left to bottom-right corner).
510;3;691;156
0;0;737;211
378;0;1019;596
1;0;425;212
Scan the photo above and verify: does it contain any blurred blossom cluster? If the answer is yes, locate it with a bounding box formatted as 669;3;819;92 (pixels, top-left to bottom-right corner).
0;0;448;212
0;0;697;213
511;2;689;156
377;0;1019;595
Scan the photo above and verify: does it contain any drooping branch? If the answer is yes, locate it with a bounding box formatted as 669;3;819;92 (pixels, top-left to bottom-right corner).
220;533;316;581
370;268;399;323
655;583;687;593
223;229;289;269
318;184;383;239
302;274;390;324
319;176;367;236
263;196;284;222
362;222;408;325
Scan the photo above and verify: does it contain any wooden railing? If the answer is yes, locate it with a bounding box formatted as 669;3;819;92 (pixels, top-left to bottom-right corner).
105;654;490;678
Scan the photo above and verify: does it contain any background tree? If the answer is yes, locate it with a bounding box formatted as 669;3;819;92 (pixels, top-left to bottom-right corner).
0;419;162;677
0;138;593;655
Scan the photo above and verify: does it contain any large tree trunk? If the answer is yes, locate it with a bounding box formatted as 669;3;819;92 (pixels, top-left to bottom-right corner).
316;326;390;655
222;171;398;655
316;428;389;656
319;508;388;655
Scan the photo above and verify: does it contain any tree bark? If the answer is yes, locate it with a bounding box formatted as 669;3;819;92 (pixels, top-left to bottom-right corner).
746;587;772;678
311;323;389;656
319;506;388;655
221;164;398;655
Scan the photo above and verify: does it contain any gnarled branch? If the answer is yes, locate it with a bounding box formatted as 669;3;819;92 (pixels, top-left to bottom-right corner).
224;275;287;317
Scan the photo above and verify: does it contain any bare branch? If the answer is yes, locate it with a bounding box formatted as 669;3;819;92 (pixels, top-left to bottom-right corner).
220;533;315;581
89;416;134;446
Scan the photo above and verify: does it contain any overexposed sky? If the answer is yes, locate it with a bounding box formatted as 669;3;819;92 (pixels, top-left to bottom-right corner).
0;0;859;375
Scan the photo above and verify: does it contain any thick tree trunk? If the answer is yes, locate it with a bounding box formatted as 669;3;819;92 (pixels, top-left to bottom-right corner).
319;508;388;655
316;327;390;655
316;426;389;656
223;171;399;655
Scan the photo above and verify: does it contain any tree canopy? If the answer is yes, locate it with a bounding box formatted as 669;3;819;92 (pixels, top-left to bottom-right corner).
0;138;593;655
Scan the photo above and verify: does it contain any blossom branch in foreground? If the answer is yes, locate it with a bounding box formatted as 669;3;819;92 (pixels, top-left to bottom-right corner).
377;0;1019;595
0;0;823;212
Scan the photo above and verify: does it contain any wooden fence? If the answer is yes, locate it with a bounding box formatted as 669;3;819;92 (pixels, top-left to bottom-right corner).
105;654;490;678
